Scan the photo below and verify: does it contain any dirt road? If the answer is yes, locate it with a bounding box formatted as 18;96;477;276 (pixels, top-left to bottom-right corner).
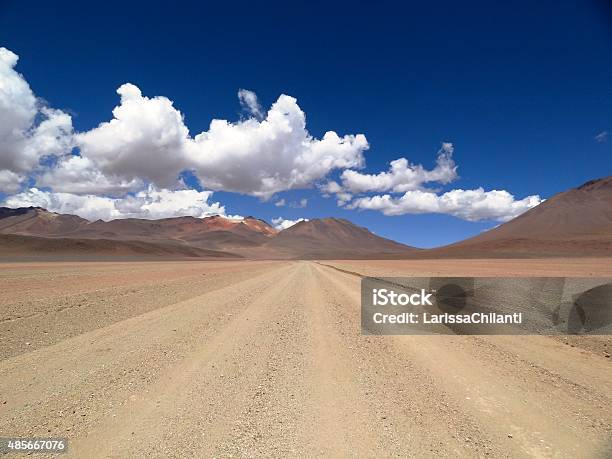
0;260;611;457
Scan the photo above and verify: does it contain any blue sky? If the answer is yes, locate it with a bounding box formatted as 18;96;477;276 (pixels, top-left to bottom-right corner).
0;0;611;247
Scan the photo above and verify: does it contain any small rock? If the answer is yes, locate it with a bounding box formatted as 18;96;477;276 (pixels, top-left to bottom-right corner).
508;434;513;438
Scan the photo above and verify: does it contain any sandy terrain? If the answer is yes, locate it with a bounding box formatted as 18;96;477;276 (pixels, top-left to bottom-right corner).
319;257;612;277
0;259;611;457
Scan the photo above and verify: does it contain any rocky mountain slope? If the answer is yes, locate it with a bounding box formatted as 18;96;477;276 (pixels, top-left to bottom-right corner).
429;176;612;257
0;208;416;259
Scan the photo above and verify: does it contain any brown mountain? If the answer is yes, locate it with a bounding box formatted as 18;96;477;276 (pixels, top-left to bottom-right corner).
0;208;415;259
0;207;89;235
0;208;269;259
74;215;277;250
0;233;241;260
428;176;612;257
264;218;419;259
0;208;277;251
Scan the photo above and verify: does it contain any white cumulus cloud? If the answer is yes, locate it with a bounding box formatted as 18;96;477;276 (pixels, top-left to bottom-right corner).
0;47;73;190
348;188;542;221
238;89;263;119
184;94;368;199
0;170;24;193
3;186;228;221
340;142;457;194
271;217;308;230
336;192;353;206
69;84;367;199
75;83;189;188
37;155;143;195
1;48;368;217
320;180;343;196
0;47;543;227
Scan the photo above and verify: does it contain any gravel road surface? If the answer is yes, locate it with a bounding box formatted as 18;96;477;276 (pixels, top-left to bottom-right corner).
0;260;610;457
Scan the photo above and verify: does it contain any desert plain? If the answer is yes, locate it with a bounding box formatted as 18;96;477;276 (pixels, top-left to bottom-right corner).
0;258;611;458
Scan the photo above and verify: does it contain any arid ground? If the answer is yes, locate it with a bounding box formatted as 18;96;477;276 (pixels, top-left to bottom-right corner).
1;259;611;457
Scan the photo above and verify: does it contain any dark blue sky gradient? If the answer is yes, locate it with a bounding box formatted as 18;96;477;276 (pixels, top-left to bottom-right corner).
1;0;611;247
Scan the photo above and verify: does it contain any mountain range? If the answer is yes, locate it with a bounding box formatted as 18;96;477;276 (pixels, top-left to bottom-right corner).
0;208;416;259
1;176;610;259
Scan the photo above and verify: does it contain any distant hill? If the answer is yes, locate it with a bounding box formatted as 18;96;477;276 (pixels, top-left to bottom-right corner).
265;218;418;259
427;176;612;257
0;206;89;235
0;233;242;260
0;208;415;259
0;208;276;243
